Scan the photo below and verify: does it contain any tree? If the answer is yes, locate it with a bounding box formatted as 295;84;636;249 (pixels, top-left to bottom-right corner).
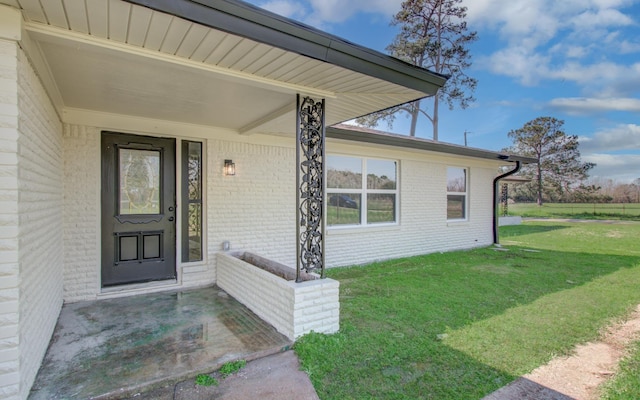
356;0;477;140
505;117;595;206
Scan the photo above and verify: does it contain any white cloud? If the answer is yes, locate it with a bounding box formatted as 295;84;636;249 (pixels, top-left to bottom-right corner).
308;0;401;23
579;123;640;152
582;153;640;183
465;0;639;93
570;8;633;29
550;97;640;114
619;40;640;53
257;0;307;19
255;0;402;27
478;47;551;86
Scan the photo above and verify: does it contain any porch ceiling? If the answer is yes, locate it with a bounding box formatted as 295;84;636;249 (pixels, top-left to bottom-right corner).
3;0;445;135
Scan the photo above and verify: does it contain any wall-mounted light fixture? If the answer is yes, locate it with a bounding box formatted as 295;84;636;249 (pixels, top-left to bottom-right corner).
224;159;236;176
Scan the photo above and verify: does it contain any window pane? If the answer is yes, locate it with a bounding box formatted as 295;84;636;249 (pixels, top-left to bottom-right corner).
187;142;202;200
327;156;362;189
119;149;160;214
367;193;396;223
182;141;203;262
187;203;202;261
447;167;466;192
367;160;396;190
327;193;361;225
447;194;466;219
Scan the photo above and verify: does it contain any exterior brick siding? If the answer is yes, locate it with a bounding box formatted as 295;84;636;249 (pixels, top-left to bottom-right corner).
0;38;64;399
0;39;20;400
62;125;100;302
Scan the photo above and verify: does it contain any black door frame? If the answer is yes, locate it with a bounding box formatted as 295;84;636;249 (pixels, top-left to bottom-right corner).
101;131;177;287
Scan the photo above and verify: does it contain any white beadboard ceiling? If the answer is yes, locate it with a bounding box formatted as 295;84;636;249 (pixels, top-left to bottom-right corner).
2;0;435;135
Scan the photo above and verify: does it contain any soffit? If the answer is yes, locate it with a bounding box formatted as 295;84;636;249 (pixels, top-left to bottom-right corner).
3;0;439;135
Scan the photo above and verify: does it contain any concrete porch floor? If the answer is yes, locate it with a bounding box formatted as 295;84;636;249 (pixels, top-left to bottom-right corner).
29;285;293;399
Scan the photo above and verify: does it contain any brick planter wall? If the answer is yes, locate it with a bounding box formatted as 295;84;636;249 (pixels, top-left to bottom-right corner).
217;252;339;340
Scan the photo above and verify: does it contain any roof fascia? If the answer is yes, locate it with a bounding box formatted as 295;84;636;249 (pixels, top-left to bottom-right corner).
123;0;448;94
326;126;537;164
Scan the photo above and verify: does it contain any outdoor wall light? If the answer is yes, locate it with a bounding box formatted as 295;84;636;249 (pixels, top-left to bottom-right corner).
224;159;236;176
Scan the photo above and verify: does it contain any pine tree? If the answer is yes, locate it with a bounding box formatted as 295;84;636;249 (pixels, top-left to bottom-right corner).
356;0;477;140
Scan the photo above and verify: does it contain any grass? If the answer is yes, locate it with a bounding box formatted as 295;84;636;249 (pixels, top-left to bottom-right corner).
219;359;246;377
194;359;246;387
294;221;640;399
195;374;218;386
508;202;640;220
601;341;640;399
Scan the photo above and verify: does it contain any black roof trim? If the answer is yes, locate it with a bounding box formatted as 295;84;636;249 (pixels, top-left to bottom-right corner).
123;0;448;94
327;126;537;164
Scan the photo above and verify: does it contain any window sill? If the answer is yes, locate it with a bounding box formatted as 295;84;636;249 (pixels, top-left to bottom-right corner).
447;219;470;226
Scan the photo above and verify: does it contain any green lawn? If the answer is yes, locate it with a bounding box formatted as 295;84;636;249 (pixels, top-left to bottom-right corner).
601;340;640;399
295;221;640;399
507;202;640;220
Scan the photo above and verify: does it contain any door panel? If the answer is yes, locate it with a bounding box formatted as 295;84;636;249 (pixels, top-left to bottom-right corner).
101;132;176;287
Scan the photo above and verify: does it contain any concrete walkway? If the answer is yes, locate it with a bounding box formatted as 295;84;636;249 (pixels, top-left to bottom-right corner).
123;350;320;400
28;286;317;399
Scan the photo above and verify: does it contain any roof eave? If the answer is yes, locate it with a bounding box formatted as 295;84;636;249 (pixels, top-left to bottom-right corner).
123;0;447;95
326;126;537;164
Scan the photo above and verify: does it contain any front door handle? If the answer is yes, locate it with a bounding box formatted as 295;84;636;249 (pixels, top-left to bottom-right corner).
168;206;175;212
168;216;174;222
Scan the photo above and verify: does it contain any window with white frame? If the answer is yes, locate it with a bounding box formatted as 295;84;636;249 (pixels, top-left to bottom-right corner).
327;155;398;226
447;167;468;220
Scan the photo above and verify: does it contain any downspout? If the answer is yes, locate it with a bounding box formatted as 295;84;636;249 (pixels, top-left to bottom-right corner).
493;160;522;245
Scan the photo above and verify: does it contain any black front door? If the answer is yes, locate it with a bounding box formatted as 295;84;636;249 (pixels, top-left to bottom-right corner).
101;132;176;287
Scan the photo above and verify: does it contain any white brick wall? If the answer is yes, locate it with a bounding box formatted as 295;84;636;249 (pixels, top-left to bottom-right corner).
0;39;21;400
325;143;499;267
217;252;339;339
62;125;100;302
207;139;297;266
16;45;64;399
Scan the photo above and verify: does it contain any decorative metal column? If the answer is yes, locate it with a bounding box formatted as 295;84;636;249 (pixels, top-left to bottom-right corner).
296;95;326;281
501;182;509;217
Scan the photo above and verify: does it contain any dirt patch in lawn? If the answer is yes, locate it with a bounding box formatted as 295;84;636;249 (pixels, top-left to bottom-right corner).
484;304;640;400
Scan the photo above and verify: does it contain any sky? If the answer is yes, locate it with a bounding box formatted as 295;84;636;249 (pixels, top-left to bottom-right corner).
244;0;640;183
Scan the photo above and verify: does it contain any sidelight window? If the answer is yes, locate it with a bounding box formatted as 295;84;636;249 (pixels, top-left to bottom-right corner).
182;141;203;262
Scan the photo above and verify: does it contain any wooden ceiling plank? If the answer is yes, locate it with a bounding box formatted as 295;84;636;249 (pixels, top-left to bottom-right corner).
232;42;272;72
126;5;152;46
252;52;298;78
186;28;226;62
174;23;208;58
217;39;258;69
107;0;130;42
85;0;107;37
203;34;242;65
143;10;172;50
159;17;191;55
40;0;68;29
14;0;47;24
240;47;285;74
62;0;88;34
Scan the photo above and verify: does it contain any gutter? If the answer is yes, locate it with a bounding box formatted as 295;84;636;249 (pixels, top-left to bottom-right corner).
493;160;522;245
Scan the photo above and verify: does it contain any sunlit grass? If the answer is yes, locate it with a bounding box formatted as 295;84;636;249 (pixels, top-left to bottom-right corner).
295;221;640;399
601;340;640;399
508;203;640;220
